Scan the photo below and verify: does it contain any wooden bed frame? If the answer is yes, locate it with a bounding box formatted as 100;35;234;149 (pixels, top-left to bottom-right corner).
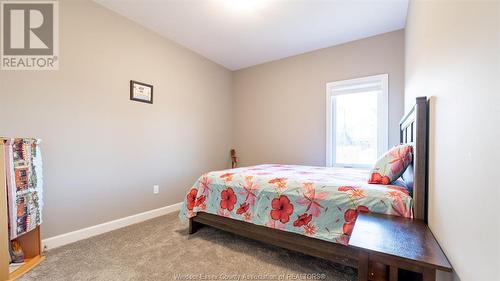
189;97;429;279
399;97;429;222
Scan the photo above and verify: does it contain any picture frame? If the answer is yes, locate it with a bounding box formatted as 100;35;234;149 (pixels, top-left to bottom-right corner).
130;80;153;104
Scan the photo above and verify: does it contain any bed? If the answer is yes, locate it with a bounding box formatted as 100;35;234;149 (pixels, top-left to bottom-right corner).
180;97;429;277
179;165;413;245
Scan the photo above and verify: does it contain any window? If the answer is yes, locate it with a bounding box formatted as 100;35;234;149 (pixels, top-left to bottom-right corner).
326;74;388;168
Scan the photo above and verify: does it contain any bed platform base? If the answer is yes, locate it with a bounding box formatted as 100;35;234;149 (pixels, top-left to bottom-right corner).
190;212;452;281
190;213;389;280
190;212;358;267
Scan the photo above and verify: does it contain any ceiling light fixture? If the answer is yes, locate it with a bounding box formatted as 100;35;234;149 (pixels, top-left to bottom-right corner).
222;0;269;14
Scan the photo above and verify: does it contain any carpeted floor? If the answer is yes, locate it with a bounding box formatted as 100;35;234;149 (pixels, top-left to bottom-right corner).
19;212;357;281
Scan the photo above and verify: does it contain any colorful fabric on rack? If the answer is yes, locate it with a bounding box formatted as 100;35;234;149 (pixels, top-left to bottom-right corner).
4;138;43;239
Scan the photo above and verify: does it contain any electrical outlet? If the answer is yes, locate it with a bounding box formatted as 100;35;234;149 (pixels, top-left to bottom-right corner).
153;185;159;194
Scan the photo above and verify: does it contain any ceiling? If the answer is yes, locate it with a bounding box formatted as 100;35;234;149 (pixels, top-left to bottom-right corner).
95;0;409;70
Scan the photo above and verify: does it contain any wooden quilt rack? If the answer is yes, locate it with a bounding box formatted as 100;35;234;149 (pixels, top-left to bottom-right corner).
0;138;44;281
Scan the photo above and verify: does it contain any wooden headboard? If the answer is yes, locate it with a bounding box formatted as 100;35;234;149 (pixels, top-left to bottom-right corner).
399;97;429;222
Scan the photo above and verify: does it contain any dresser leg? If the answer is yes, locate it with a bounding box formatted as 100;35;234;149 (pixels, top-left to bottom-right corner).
358;252;369;281
422;268;436;281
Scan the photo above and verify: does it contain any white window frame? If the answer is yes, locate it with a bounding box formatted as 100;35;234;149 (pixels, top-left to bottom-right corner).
325;74;389;168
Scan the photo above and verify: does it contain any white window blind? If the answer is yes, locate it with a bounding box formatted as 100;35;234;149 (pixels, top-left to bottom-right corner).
326;74;388;168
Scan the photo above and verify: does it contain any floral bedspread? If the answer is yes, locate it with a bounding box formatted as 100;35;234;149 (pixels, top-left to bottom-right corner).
179;164;412;245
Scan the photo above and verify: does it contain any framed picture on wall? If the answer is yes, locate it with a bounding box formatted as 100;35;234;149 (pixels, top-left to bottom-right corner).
130;80;153;104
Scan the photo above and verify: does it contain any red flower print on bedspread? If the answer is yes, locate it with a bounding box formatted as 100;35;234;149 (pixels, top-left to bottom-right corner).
238;176;260;206
236;202;250;215
385;187;412;218
199;174;213;194
303;223;317;236
338;186;356;192
392;197;412;218
386;185;410;196
187;188;207;211
342;205;369;236
220;173;234;183
293;213;312;227
220;187;237;211
296;183;326;217
186;188;197;210
268;178;287;191
270;195;294;224
195;195;206;207
337;186;365;199
243;212;252;221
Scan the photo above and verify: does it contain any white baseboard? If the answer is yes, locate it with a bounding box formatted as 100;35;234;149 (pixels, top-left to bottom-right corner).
42;202;183;250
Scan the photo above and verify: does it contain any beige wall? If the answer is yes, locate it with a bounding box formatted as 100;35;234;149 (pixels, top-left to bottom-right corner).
232;30;405;167
405;1;500;280
0;0;232;238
